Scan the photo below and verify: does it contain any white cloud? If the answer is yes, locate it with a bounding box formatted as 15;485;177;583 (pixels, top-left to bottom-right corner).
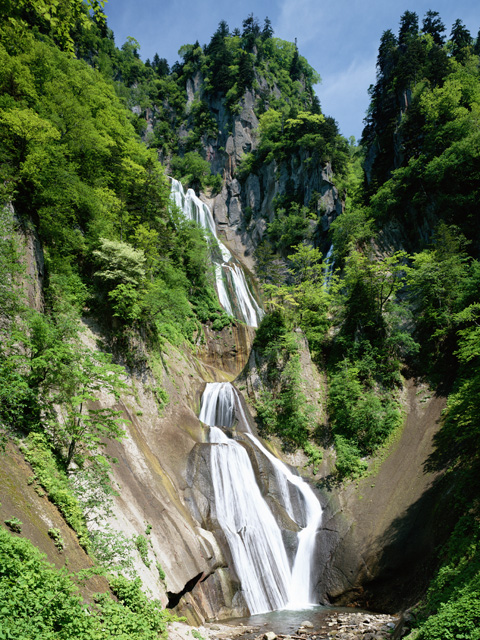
317;55;377;139
275;0;326;45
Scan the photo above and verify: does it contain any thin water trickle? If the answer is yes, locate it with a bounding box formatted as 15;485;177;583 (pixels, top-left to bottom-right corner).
323;244;335;291
199;382;323;614
170;179;263;327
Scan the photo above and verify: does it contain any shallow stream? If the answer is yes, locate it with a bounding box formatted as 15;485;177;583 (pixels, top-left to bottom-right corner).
222;606;365;636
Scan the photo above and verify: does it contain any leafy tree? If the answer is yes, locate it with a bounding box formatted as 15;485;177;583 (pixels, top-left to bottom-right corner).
330;206;374;262
242;13;260;51
0;527;176;639
0;0;106;55
290;46;301;81
151;52;169;76
474;28;480;56
376;29;398;78
406;224;471;378
170;151;221;192
262;17;274;40
268;203;314;254
28;312;127;470
93;239;146;288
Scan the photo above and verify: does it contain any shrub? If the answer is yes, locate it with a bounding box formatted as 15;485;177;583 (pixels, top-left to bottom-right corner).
4;517;22;533
134;534;151;568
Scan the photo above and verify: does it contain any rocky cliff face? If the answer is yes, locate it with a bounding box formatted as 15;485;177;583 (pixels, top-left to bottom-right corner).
315;380;447;611
156;76;343;271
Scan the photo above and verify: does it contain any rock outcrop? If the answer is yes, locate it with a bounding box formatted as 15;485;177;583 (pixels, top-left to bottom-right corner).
314;380;448;612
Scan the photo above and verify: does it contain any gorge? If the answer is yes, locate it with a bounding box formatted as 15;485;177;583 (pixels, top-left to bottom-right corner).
1;5;479;640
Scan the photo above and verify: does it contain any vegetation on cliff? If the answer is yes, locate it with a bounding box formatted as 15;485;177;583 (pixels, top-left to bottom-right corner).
1;0;480;636
0;527;176;639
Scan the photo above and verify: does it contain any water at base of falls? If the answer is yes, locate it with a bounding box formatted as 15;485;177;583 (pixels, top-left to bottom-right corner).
169;178;263;328
199;382;323;615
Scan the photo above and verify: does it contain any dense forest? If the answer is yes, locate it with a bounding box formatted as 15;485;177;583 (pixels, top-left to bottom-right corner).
1;1;480;638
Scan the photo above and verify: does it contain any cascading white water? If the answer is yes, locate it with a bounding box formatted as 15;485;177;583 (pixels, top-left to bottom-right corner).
323;244;335;291
209;426;292;613
199;382;237;428
170;178;263;327
199;382;323;614
245;432;323;607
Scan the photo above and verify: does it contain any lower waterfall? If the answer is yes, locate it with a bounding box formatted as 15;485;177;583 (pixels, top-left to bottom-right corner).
199;382;323;614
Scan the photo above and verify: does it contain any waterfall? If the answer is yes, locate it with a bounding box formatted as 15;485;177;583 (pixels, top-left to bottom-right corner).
323;244;335;291
209;426;292;613
199;382;323;614
245;432;323;608
170;178;263;327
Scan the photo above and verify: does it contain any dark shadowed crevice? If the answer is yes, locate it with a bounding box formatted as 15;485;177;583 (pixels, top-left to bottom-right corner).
167;572;205;608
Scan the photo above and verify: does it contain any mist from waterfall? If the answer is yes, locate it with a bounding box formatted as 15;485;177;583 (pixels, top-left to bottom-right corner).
199;382;323;614
170;179;263;327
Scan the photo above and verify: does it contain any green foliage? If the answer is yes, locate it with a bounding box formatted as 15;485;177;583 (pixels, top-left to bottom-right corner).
156;563;166;581
0;207;25;317
89;524;136;577
170;151;222;193
406;224;472;380
268;203;315;254
0;0;106;56
134;534;151;568
362;11;480;632
303;441;323;473
253;328;318;456
327;360;402;476
405;513;480;640
4;517;22;533
363;12;480;249
333;435;368;479
330;206;374;263
23;432;90;549
48;528;65;551
27;312;128;471
255;109;348;177
0;527;176;639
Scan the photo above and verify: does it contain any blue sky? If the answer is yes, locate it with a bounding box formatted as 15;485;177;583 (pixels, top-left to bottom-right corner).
103;0;479;141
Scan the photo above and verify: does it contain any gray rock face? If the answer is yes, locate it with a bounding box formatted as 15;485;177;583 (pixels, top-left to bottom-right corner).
312;380;448;611
162;72;345;272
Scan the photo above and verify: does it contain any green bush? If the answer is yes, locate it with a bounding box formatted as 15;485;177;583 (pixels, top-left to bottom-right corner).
0;527;176;639
334;435;368;479
23;433;90;550
4;517;22;533
134;534;151;568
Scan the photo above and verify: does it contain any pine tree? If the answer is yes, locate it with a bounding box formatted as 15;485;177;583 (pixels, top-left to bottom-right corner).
450;19;472;61
262;17;274;40
422;10;446;45
398;11;419;47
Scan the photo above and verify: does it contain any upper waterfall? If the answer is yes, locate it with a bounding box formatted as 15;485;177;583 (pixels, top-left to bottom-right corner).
170;178;263;327
199;382;323;614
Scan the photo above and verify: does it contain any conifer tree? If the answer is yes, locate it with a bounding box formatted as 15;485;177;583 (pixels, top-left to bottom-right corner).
422;10;446;45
